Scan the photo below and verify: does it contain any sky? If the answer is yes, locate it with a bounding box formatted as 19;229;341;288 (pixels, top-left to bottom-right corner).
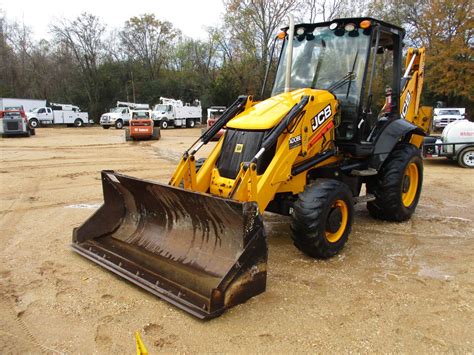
0;0;225;40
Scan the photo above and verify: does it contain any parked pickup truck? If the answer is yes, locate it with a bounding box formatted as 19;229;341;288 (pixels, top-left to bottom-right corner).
432;108;466;131
27;104;89;128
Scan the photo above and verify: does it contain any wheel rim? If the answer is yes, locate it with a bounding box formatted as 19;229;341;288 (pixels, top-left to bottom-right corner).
463;150;474;167
325;200;349;243
402;162;419;207
162;122;168;129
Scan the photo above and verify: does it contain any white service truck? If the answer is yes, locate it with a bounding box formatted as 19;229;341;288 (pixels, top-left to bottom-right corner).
100;101;149;129
27;103;89;128
151;97;202;129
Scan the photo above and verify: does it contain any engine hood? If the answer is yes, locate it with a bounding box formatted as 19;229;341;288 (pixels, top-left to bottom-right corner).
226;88;336;130
104;112;121;119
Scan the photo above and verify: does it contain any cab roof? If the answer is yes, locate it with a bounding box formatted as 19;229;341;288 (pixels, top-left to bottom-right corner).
283;17;405;38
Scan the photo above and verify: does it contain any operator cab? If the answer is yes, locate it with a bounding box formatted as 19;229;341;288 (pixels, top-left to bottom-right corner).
269;18;404;157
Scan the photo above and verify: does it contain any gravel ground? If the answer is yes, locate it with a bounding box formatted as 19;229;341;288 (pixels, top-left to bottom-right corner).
0;126;473;353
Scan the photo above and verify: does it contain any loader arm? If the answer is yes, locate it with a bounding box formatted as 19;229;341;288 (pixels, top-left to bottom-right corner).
400;47;432;134
173;89;340;213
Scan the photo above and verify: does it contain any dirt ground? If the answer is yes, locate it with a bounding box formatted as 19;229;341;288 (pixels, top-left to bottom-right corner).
0;126;473;353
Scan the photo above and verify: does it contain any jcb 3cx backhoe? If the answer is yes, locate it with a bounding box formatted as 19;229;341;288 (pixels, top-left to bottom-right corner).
72;17;432;319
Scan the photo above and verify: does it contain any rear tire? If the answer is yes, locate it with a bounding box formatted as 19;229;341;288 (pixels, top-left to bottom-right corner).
367;143;423;221
74;119;83;127
125;128;131;141
457;147;474;168
186;119;195;128
291;179;354;259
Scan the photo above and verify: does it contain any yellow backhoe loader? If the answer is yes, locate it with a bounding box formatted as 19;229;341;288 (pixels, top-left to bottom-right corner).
72;17;432;319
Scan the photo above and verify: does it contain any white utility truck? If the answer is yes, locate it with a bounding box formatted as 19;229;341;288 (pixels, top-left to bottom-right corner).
151;97;202;129
27;103;89;128
100;101;149;129
0;98;46;112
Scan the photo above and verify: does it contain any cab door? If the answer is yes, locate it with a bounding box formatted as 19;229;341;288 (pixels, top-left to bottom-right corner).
38;108;53;123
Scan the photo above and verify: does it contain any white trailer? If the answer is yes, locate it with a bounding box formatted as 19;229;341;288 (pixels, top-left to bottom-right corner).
27;103;89;128
152;97;202;129
423;120;474;168
100;101;149;129
0;98;46;112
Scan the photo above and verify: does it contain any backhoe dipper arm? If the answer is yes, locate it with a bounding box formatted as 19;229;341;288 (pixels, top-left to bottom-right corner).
400;47;432;133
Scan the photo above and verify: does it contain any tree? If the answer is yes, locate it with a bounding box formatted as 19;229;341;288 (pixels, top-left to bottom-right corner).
221;0;299;96
369;0;473;111
120;14;179;80
51;13;106;118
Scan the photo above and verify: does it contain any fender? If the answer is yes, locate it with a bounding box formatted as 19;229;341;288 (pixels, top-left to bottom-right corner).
370;119;425;169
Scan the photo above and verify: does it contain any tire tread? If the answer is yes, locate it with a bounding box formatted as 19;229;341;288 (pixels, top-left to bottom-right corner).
291;179;353;259
367;143;423;221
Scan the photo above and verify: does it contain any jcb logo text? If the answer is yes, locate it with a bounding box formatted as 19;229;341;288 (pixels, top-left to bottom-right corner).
311;105;332;132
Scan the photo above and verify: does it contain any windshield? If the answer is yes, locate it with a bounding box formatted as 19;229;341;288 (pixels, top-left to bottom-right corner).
132;111;150;119
272;26;371;105
111;107;124;113
154;104;170;112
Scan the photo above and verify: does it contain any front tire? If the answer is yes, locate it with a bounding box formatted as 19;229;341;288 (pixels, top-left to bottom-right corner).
152;127;161;140
160;120;169;129
457;147;474;168
29;118;39;128
291;179;354;259
115;120;123;129
102;125;110;129
367;143;423;221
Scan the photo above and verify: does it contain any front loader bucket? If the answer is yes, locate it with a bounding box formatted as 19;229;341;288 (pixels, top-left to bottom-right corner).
72;171;267;319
